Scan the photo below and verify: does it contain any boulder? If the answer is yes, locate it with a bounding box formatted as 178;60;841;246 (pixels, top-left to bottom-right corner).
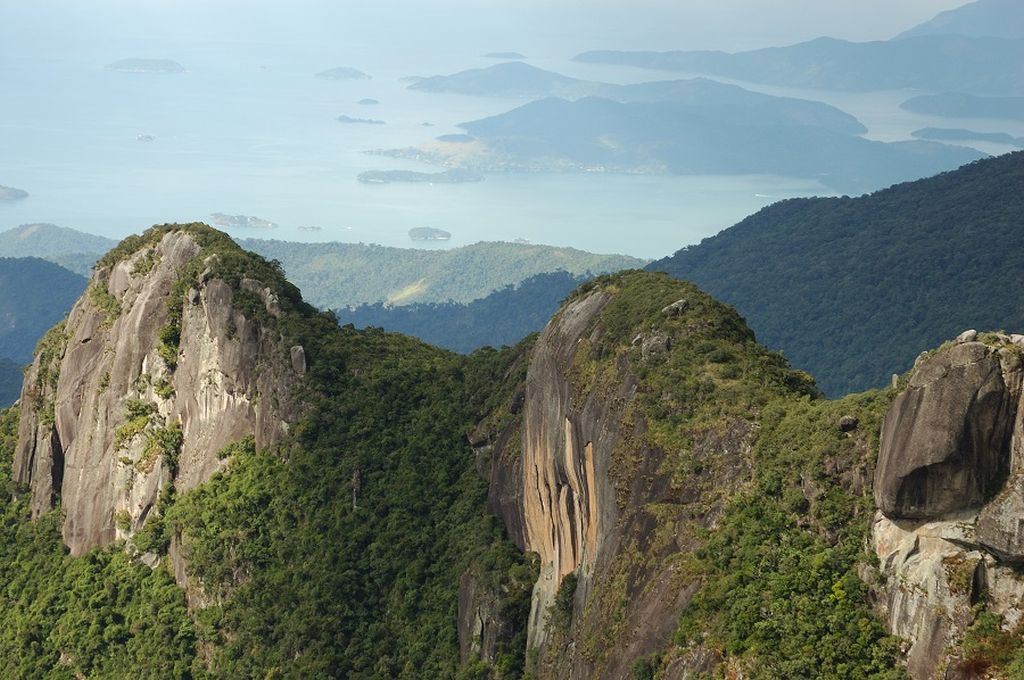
955;329;978;344
875;342;1018;519
641;332;671;360
661;299;689;316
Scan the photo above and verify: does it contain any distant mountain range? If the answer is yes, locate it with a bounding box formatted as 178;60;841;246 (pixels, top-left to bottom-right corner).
386;62;985;193
0;223;643;311
574;35;1024;95
912;127;1024;147
896;0;1024;40
242;238;645;308
649;151;1024;396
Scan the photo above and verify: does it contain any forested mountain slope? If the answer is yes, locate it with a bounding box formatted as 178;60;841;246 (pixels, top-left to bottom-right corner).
649;152;1024;396
5;224;1024;678
335;271;587;353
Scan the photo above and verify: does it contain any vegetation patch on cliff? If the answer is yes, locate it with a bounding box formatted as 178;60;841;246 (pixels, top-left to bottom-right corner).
673;391;904;678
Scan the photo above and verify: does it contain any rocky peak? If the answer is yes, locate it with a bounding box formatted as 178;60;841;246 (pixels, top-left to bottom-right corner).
13;225;306;559
478;271;815;679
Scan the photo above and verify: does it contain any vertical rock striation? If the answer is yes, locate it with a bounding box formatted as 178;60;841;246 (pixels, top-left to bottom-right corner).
480;278;759;679
13;229;304;559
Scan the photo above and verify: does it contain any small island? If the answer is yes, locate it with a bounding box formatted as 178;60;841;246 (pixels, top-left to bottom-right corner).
210;213;278;230
409;227;451;241
435;134;475;143
911;127;1024;147
338;115;385;125
357;168;483;184
315;67;371;80
357;98;380;105
105;59;185;73
483;52;527;60
0;185;28;202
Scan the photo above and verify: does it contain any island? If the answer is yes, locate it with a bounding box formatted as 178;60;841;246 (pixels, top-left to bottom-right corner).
338;115;385;125
357;98;380;105
357;169;483;184
435;134;475;143
912;127;1024;147
900;93;1024;122
105;59;185;73
409;227;451;241
209;213;277;230
483;52;527;60
0;185;28;202
315;67;371;80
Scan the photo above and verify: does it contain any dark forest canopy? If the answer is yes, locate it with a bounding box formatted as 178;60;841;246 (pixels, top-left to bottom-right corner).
649;152;1024;396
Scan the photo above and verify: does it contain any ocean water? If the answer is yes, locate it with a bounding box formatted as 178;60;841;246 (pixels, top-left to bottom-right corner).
1;3;1008;260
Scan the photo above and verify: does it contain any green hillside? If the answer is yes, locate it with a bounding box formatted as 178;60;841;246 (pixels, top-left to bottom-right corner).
242;238;645;308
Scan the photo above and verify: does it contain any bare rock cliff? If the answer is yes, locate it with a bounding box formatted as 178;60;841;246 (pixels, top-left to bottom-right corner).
13;229;304;561
873;334;1024;679
479;278;756;679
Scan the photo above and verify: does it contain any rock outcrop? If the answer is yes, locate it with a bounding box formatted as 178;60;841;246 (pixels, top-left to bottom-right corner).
480;276;759;679
13;228;304;561
873;335;1024;678
875;341;1018;519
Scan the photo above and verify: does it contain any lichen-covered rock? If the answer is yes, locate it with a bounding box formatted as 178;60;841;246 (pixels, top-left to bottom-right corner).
14;229;304;558
875;342;1020;519
457;570;520;665
873;514;983;679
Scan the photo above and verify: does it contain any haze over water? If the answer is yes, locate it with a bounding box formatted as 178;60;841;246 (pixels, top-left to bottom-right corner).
0;0;979;258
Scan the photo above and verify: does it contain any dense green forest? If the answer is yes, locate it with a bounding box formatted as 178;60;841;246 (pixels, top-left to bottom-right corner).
0;257;86;364
0;257;87;406
649;152;1024;396
0;225;535;678
335;271;585;353
243;238;643;309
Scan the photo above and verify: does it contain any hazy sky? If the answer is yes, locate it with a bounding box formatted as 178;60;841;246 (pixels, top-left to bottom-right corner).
2;0;972;58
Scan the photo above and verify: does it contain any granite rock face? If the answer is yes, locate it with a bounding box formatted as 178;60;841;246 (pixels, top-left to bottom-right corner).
479;284;753;679
13;231;304;562
872;336;1024;679
875;342;1018;519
